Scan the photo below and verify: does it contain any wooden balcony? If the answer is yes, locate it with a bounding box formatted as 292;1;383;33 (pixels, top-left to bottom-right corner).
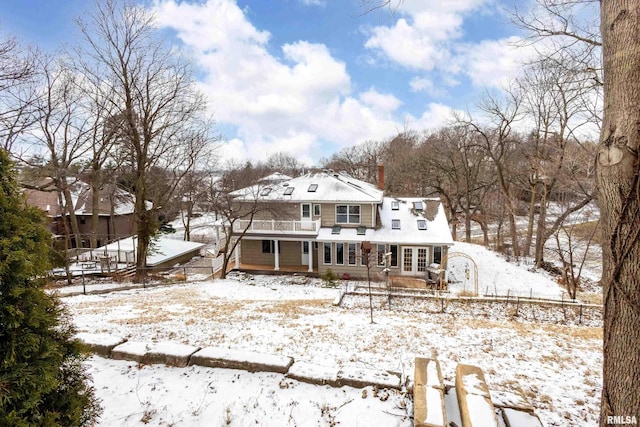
233;219;321;236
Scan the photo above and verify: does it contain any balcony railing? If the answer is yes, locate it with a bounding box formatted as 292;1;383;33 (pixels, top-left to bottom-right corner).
233;219;321;235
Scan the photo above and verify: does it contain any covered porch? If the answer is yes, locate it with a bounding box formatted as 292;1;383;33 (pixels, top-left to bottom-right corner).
227;262;319;277
230;237;319;276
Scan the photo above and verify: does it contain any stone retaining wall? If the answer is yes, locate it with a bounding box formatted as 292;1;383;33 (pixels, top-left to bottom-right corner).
76;334;401;391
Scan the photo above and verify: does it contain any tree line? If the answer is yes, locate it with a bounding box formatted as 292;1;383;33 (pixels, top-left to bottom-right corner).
323;54;599;269
1;0;218;281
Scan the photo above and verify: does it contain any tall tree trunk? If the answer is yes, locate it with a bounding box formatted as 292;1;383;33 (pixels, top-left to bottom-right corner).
597;1;640;423
90;167;101;248
534;185;548;267
62;186;82;248
523;181;538;257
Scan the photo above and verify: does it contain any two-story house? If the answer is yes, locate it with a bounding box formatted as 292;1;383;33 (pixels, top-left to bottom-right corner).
227;169;454;281
23;178;138;247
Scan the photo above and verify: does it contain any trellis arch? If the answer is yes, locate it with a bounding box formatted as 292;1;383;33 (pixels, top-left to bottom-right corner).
440;252;479;296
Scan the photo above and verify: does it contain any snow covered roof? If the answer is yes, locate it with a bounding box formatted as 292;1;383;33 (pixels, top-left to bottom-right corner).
317;197;454;245
99;235;205;267
258;172;293;183
232;170;383;204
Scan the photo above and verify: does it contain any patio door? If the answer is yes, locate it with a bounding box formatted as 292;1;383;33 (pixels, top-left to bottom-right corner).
402;247;429;275
301;203;313;230
301;241;310;265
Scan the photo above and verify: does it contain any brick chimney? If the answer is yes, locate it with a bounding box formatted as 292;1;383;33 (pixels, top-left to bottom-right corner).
377;162;384;191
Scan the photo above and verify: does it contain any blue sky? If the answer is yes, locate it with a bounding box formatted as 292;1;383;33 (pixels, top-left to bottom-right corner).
1;0;536;165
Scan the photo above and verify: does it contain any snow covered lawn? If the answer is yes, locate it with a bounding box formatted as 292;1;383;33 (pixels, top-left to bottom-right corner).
64;269;602;426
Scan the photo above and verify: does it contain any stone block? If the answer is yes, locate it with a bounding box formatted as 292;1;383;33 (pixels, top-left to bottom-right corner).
455;364;499;427
287;361;339;386
336;365;402;389
75;333;126;358
414;357;446;427
189;347;293;373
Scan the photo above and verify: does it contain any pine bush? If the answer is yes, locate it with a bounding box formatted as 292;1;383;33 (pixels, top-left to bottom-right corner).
0;149;101;426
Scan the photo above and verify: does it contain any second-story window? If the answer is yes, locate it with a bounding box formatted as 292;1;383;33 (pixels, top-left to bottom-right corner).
302;203;311;219
336;205;360;224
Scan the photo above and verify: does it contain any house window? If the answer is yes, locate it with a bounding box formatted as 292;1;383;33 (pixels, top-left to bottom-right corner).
391;200;399;210
418;248;428;272
284;187;294;195
302;204;311;219
332;225;341;235
390;244;398;267
260;187;272;196
357;226;366;235
336;205;360;224
433;246;442;264
348;243;356;265
313;204;321;216
413;201;424;211
323;242;332;264
417;219;427;230
336;243;344;265
308;184;318;192
302;241;309;254
392;219;400;229
377;244;386;266
262;240;280;254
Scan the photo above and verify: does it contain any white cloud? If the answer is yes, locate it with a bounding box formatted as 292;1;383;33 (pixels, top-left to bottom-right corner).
299;0;325;6
409;77;447;97
455;36;535;89
363;0;532;90
153;0;404;165
407;102;464;130
359;88;402;113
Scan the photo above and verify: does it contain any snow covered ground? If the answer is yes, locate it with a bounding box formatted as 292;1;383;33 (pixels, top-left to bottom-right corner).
62;242;603;426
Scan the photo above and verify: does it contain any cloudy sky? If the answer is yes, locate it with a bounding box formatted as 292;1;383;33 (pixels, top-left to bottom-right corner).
3;0;537;165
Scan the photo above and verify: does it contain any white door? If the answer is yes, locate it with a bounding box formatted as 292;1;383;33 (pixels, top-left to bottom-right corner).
301;241;310;265
402;247;429;275
301;204;313;230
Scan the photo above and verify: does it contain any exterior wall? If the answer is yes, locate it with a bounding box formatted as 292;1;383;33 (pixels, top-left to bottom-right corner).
241;239;306;267
316;241;442;280
235;201;376;227
250;203;299;221
319;203;375;228
55;214;135;247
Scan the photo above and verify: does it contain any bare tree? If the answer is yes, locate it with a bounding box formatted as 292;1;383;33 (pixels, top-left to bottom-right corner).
597;2;640;422
321;139;385;185
77;0;214;280
552;218;598;300
512;0;602;87
25;55;92;249
517;56;597;264
418;127;496;244
263;152;304;176
0;36;38;154
457;89;524;257
209;164;275;279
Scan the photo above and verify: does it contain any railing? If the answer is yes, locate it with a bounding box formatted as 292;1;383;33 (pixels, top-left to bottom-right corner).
233;219;321;235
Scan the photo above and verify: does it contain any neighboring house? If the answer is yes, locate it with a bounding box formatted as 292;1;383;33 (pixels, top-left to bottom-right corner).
23;178;138;247
228;168;454;280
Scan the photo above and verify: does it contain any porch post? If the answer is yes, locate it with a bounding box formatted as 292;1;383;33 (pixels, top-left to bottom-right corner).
308;240;314;272
234;239;240;269
274;239;280;271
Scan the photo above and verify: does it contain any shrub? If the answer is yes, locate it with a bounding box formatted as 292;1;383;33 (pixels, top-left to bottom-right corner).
321;269;339;287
